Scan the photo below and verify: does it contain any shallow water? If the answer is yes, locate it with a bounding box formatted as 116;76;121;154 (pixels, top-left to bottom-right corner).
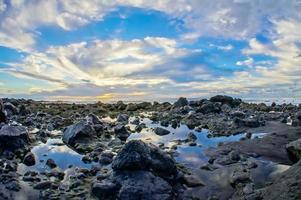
18;138;94;175
127;117;267;167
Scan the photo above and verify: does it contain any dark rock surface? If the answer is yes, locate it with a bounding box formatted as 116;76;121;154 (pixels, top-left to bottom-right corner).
62;121;96;146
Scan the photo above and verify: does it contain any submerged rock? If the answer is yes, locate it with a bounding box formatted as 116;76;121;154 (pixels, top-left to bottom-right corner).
154;127;170;136
23;152;36;166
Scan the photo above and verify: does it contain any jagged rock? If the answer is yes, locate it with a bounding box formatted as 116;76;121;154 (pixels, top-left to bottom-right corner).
286;138;301;163
173;97;188;108
112;140;177;176
62;121;96;146
154;127;170;136
0;125;29;150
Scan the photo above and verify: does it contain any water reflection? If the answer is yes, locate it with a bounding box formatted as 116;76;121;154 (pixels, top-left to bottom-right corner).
127;117;267;167
18;139;92;174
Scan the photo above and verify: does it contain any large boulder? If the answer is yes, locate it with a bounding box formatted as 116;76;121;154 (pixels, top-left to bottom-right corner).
112;140;177;177
62;121;96;146
0;125;29;150
286;138;301;163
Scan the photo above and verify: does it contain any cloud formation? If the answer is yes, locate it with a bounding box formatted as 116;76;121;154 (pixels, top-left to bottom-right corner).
0;0;300;101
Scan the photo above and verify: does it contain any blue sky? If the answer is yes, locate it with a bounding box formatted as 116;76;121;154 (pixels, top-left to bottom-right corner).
0;0;300;102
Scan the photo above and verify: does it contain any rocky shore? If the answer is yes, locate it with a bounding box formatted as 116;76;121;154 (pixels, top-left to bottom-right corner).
0;95;300;200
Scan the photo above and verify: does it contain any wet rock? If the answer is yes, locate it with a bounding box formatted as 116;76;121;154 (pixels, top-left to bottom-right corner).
187;132;197;141
200;163;218;171
258;160;301;200
116;114;129;124
23;152;36;166
286;138;301;163
197;102;221;114
173;97;188;108
231;111;246;118
154;127;170;136
62;121;96;146
92;180;121;200
34;181;52;190
99;152;114;165
113;170;173;200
112;140;177;176
0;125;29;150
114;124;130;141
243;118;260;128
230;170;251;188
46;159;57;168
183;174;205;187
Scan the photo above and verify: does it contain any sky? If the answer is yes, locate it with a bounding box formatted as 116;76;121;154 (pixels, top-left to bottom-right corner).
0;0;300;102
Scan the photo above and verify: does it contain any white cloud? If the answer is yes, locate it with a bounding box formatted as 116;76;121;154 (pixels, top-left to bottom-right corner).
236;57;254;67
210;44;234;51
1;0;301;52
3;37;186;91
0;0;6;13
